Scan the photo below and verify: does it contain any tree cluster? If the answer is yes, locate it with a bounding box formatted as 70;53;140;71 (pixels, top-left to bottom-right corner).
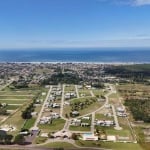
125;99;150;123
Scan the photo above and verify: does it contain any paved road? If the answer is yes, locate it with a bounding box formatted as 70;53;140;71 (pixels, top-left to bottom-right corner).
111;104;122;130
33;86;52;128
75;85;80;98
60;84;65;118
91;112;95;133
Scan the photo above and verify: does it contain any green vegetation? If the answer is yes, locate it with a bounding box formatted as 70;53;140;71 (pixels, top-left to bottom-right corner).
125;99;150;122
41;72;82;85
35;137;47;144
22;118;36;129
69;126;91;131
42;142;76;149
105;64;150;83
76;140;143;150
38;119;66;132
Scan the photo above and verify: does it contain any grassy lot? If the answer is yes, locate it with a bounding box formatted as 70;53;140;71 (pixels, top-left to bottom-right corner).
38;119;66;132
109;93;118;99
5;105;21;110
76;140;143;150
35;137;48;144
92;89;105;97
22;118;36;129
78;89;91;97
106;128;131;137
0;95;32;99
41;142;76;149
95;113;114;121
65;85;75;92
69;125;91;131
63;98;104;117
1;104;29;135
78;101;104;116
0;100;27;104
0;86;46;136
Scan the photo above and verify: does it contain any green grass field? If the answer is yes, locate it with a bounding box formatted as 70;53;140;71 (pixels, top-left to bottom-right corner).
76;140;143;150
38;119;66;132
22;118;36;129
41;142;76;148
69;125;91;131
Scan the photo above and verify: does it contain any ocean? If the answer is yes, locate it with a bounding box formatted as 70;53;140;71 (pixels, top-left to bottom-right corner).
0;48;149;63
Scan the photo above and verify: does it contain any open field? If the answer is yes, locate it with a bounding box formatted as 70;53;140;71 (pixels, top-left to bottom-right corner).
41;141;76;149
69;125;91;131
65;84;75;92
78;89;91;97
0;86;47;135
63;98;104;117
92;89;105;97
76;140;143;150
38;119;66;132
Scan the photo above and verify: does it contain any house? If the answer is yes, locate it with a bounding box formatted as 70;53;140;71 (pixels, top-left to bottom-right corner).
116;107;127;117
71;119;81;126
95;120;114;126
51;103;60;108
39;116;52;124
85;85;92;89
48;96;55;101
51;113;60;119
42;92;46;96
71;111;80;117
82;116;90;120
81;123;90;127
31;112;38;117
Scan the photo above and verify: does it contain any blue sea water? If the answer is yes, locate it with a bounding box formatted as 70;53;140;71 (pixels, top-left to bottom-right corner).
0;48;149;63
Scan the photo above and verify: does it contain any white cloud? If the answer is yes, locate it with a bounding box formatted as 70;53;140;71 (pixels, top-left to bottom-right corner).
97;0;150;6
134;0;150;6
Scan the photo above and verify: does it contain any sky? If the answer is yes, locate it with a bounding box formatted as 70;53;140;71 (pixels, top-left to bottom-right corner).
0;0;150;49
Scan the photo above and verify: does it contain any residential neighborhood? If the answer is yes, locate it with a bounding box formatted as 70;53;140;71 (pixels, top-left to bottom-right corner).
0;63;149;150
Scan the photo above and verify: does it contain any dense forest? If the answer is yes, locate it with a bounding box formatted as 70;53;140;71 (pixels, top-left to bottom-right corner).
125;99;150;123
41;72;82;85
105;64;150;82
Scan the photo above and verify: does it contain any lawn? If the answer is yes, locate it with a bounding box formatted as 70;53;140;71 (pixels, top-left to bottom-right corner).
38;119;66;132
76;140;143;150
65;85;75;92
63;98;104;117
41;142;76;149
78;101;104;116
22;118;36;129
5;105;21;110
95;113;114;121
35;137;48;144
106;128;131;137
0;95;32;99
0;100;27;104
1;104;29;135
92;89;104;97
69;125;91;131
78;89;91;97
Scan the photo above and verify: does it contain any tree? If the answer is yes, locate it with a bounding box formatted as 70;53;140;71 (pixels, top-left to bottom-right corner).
71;133;78;140
14;134;25;145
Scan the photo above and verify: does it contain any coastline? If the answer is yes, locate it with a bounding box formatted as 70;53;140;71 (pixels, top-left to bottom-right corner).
0;61;150;65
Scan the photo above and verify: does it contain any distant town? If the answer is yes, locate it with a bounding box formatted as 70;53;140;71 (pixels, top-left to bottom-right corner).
0;63;149;150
